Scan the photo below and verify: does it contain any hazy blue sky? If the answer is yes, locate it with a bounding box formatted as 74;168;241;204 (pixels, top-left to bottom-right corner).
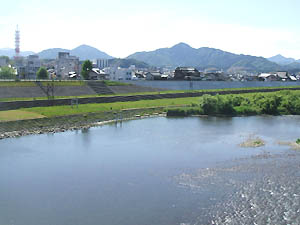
1;0;300;58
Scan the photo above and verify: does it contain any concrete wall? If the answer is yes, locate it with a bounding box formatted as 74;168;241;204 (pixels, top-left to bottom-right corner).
0;86;96;98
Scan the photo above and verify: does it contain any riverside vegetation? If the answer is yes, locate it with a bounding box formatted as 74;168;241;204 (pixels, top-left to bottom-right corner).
166;90;300;117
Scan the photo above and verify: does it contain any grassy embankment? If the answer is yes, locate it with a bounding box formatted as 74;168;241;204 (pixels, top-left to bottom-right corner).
2;89;300;123
0;80;131;87
0;80;132;102
0;110;45;122
1;80;300;102
0;97;196;122
0;80;86;87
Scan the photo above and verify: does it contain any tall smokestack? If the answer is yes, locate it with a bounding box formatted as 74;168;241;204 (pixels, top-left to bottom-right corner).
15;25;20;59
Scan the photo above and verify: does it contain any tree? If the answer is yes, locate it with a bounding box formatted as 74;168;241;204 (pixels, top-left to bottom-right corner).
0;66;16;79
36;67;49;80
0;56;10;64
81;60;93;80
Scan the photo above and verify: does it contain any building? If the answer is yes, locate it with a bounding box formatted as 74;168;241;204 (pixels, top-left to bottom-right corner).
145;71;163;80
0;58;7;67
203;72;228;81
258;73;278;81
26;55;41;79
89;68;109;80
96;59;109;69
276;71;288;81
174;67;200;80
104;66;135;80
14;55;41;79
55;52;79;79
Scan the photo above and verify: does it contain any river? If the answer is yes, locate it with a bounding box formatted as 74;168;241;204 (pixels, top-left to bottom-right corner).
0;116;300;225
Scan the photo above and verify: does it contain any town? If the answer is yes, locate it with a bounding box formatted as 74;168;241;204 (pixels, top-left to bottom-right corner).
1;52;300;82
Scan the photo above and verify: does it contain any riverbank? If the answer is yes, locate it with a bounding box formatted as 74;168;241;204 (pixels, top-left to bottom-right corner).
2;89;300;140
0;107;166;140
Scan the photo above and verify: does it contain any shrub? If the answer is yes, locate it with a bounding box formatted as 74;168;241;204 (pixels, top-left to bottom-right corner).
296;139;300;145
257;95;281;115
166;108;186;117
216;96;236;115
280;93;300;114
200;94;217;114
235;105;258;115
186;108;203;115
231;95;245;106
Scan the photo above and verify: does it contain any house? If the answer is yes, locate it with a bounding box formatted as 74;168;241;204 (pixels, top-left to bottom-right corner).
145;72;162;80
68;71;78;79
276;71;288;81
258;73;278;81
88;68;109;80
289;75;297;81
174;67;200;80
134;71;146;79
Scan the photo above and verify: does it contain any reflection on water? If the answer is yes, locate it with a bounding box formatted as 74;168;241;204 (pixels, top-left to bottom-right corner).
0;116;300;225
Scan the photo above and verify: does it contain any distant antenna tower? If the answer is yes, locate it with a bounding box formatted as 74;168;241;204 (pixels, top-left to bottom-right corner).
15;25;20;59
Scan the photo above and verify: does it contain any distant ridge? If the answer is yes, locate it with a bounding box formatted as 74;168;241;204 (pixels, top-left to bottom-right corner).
127;43;282;72
2;43;300;72
268;54;295;65
38;48;69;59
268;54;299;65
108;58;151;69
0;48;35;58
38;44;113;60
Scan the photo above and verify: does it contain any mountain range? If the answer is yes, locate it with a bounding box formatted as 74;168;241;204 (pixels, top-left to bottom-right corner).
0;48;35;58
0;45;113;60
268;54;300;65
38;45;113;60
127;43;300;73
1;43;300;73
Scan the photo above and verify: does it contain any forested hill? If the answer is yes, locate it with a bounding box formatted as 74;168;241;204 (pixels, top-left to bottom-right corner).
127;43;300;73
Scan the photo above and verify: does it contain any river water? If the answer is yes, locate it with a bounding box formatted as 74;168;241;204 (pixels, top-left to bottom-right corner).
1;116;300;225
126;80;300;90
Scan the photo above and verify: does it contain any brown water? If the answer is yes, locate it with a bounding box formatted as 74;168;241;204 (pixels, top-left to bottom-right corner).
0;116;300;225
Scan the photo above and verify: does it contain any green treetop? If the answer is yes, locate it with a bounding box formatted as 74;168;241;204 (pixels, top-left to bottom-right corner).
0;66;16;79
37;67;49;80
81;60;93;80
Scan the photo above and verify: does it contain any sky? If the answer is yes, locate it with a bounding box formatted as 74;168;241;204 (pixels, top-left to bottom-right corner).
1;0;300;59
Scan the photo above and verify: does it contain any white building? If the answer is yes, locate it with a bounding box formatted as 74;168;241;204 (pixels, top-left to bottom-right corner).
104;66;136;80
96;59;109;69
55;52;80;79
